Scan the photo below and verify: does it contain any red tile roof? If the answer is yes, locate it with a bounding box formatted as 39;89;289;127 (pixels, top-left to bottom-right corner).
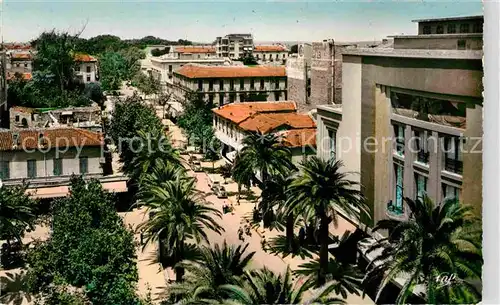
254;45;287;52
280;128;316;148
239;112;315;134
176;64;286;79
10;53;32;60
212;101;297;124
4;44;31;50
0;128;103;151
74;54;97;62
6;72;32;81
175;46;216;54
10;106;38;114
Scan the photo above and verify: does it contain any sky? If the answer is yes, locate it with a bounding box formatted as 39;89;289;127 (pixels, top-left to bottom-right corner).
2;0;483;43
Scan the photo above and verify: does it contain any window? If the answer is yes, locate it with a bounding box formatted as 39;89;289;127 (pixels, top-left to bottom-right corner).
260;79;264;90
24;63;28;68
75;66;80;72
423;25;431;34
283;54;286;59
78;157;88;174
436;25;444;34
86;66;91;73
209;80;214;91
457;40;466;50
240;93;246;102
230;79;234;90
328;129;336;160
219;80;224;91
390;164;404;215
473;22;483;33
250;79;255;90
15;63;20;68
447;24;456;34
229;93;236;103
198;80;203;91
53;158;62;176
240;79;244;90
86;75;91;82
27;159;37;178
415;173;428;202
443;136;463;174
274;91;280;101
219;94;224;106
198;55;201;59
168;65;173;73
15;115;19;122
208;94;214;104
414;130;429;164
394;124;405;156
442;184;461;202
459;23;470;33
0;161;9;179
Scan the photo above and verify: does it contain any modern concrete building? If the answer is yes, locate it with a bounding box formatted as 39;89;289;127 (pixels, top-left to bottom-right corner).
74;54;98;83
212;101;316;163
316;16;483;230
170;64;287;105
253;45;288;64
215;34;254;59
0;127;127;198
286;40;356;112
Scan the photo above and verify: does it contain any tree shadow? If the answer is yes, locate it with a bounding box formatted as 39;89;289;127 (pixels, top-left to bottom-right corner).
267;235;318;259
0;270;35;305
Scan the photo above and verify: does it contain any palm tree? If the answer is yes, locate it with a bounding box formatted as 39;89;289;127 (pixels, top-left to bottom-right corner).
165;241;255;304
140;159;187;189
364;196;482;304
125;127;181;187
138;177;224;281
223;267;344;304
231;152;253;204
295;258;364;299
287;157;369;286
234;132;295;227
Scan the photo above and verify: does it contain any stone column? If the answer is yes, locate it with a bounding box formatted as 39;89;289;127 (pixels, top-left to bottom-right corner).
403;125;415;201
427;130;440;203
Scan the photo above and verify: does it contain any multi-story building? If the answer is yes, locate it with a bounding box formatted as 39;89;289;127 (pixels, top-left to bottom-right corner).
6;52;32;74
212;101;316;163
9;105;102;132
316;15;483;303
170;64;287;105
74;54;98;83
253;45;288;63
150;49;229;84
316;15;482;224
215;34;254;59
286;40;356;112
0;128;127;198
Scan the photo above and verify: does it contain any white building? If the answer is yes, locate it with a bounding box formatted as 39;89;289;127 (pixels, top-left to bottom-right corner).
212;101;316;164
0;128;126;198
74;54;98;83
253;45;289;63
170;64;288;105
215;34;254;59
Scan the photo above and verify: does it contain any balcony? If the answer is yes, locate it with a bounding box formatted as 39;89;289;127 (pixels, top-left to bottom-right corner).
444;158;463;175
416;150;429;164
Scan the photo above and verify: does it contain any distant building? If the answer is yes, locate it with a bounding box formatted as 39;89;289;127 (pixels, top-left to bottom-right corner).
286;40;356;112
391;15;483;50
6;52;32;75
253;45;288;63
173;46;217;59
215;34;254;59
212;101;316;163
74;54;98;83
9;105;102;132
0;127;126;198
170;64;287;105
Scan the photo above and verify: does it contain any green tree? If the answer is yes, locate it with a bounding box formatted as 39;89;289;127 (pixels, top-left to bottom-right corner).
287;157;369;286
99;51;127;91
166;241;255;304
364;196;482;304
151;47;170;57
234;132;294;228
25;177;140;304
83;82;105;106
224;267;344;304
138;177;224;281
0;184;36;245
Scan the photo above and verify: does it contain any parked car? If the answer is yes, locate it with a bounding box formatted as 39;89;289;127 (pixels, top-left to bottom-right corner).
192;160;203;172
212;184;228;198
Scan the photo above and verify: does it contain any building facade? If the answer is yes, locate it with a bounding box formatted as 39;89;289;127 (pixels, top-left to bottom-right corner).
74;54;98;83
170;64;287;105
6;52;32;75
253;45;288;63
316;16;483;228
212;101;316;164
215;34;254;59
